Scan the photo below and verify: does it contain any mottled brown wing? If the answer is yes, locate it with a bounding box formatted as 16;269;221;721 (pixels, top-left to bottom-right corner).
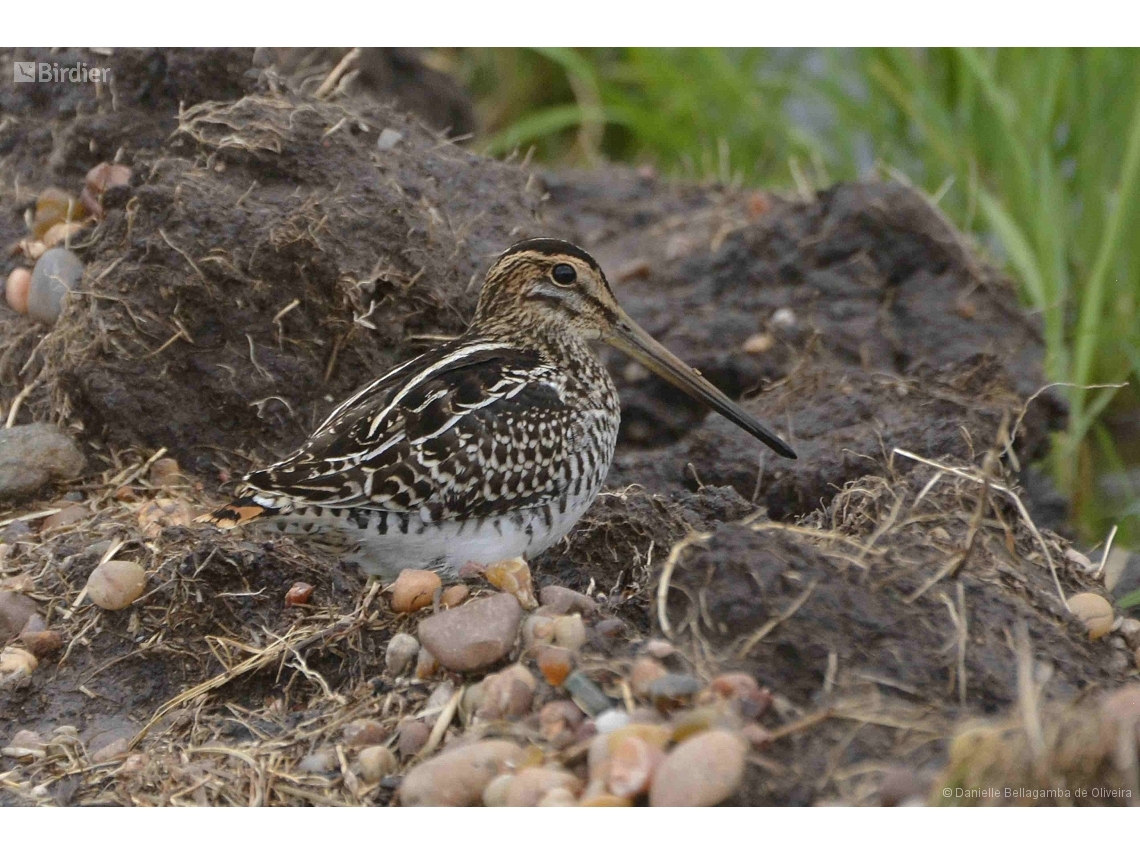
242;340;579;521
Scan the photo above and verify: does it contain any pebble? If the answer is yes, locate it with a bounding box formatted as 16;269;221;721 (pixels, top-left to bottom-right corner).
86;560;147;610
440;584;469;608
5;268;31;314
417;593;521;671
537;786;578;806
740;722;773;749
342;718;386;747
505;766;582;807
537;645;573;686
137;498;193;536
27;248;83;324
385;632;420;675
649;730;748;807
2;729;45;760
522;614;555;648
42;221;85;250
644;639;676;659
564;670;612;717
648;673;703;711
482;772;514;806
376;128;404;151
0;591;38;646
608;734;664;798
1117;617;1140;649
595;618;627;638
415;645;438;679
354;745;398;784
580;793;632;807
630;656;668;696
707;671;772;718
670;705;742;742
149;457;181;486
85;162;132;199
0;647;38;683
396;719;432;757
878;767;934;806
41;503;89;530
91;738;130;764
1067;592;1114;640
539;585;599;616
538;701;584;744
742;332;775;354
298;748;338;774
606;723;672;750
770;307;797;330
285;581;314;606
478;664;536;720
594;709;631;734
424;680;456;717
19;629;62;658
553;614;587;651
484;557;538;609
0;423;85;500
399;739;524;806
390;568;441;613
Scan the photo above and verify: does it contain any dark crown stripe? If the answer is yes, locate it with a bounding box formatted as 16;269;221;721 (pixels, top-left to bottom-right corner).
502;238;601;272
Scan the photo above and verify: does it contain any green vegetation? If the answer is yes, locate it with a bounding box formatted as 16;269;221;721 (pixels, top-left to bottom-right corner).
441;47;1140;554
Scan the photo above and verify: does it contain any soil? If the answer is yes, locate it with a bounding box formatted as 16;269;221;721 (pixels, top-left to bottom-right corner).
0;49;1135;807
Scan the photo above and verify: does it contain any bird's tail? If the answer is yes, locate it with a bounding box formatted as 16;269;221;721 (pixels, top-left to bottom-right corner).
195;496;280;529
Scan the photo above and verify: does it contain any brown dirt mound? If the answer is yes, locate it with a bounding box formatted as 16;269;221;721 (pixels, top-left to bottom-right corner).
1;49;1135;807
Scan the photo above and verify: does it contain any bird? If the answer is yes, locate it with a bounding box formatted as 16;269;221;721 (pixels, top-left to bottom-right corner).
200;238;795;577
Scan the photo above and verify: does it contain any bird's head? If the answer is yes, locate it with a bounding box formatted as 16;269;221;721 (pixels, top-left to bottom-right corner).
473;237;796;459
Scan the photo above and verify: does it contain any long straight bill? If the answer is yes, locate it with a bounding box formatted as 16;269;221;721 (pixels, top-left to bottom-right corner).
606;310;797;459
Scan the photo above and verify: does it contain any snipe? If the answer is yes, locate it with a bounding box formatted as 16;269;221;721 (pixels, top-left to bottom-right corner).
201;238;795;576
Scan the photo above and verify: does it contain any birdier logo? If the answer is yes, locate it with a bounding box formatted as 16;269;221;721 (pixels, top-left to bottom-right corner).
13;61;110;84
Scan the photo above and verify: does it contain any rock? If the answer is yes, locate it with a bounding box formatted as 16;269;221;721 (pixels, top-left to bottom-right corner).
42;221;85;249
85;162;132;197
878;766;934;806
5;268;31;314
595;618;627;638
415;645;438;679
342;718;386;747
606;723;672;750
644;639;676;659
284;581;313;606
670;705;742;742
595;709;631;734
648;673;703;711
385;632;420;675
740;723;773;749
539;701;584;745
86;561;146;610
1068;592;1114;640
553;614;587;651
522;614;555;649
484;557;538;609
440;584;469;608
1118;617;1140;649
28;247;83;324
355;745;398;784
478;664;536;720
0;647;37;684
742;332;775;354
149;457;181;486
417;593;521;671
399;739;524;806
706;671;772;719
2;729;45;761
630;656;668;696
0;591;38;646
137;498;193;536
482;773;514;806
396;719;432;757
19;630;62;658
539;585;599;616
504;766;582;807
0;424;85;500
391;568;441;613
563;670;612;716
649;730;748;807
91;738;130;764
537;645;573;686
608;734;665;798
537;786;577;806
580;793;633;807
41;504;89;530
298;748;338;774
376;128;404;151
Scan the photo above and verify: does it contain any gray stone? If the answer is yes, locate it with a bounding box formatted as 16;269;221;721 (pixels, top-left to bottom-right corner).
417;592;521;671
398;739;523;806
376;128;404;151
649;730;747;807
539;584;599;616
0;591;38;646
0;423;85;500
28;248;83;324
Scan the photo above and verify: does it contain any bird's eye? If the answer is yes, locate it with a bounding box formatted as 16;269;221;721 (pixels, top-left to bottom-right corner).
551;263;577;286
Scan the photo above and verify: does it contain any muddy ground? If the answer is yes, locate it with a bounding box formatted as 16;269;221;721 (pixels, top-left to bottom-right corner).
0;48;1136;806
